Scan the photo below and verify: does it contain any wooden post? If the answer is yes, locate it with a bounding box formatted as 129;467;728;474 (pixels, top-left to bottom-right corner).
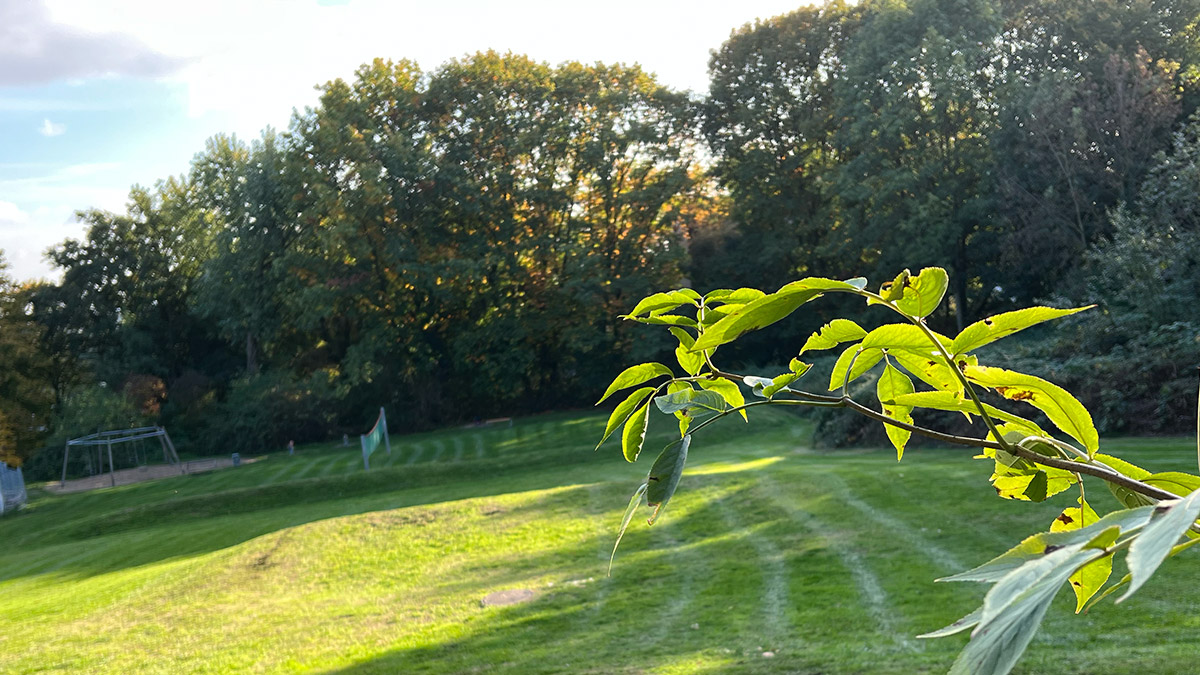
107;441;117;487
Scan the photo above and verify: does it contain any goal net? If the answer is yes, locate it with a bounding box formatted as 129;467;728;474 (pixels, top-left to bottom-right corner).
0;463;26;515
360;407;390;470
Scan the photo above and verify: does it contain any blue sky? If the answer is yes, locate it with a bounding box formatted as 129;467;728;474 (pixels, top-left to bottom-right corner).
1;0;805;282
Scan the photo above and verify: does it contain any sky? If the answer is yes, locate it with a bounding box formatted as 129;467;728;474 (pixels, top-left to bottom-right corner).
0;0;807;283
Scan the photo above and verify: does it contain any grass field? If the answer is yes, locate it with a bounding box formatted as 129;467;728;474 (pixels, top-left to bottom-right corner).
2;409;1199;674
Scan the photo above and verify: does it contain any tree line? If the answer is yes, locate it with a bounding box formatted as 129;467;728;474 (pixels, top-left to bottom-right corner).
2;0;1199;476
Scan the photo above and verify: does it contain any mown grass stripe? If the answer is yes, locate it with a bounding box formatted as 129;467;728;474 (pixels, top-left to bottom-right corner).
755;471;917;652
474;435;486;460
405;443;425;466
430;440;447;463
452;437;464;463
823;473;964;573
289;455;326;480
712;494;792;644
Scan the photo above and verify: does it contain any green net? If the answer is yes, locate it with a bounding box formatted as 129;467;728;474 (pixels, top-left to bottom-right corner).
360;407;390;470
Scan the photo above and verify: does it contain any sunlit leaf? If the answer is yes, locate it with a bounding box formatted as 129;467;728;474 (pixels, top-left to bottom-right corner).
799;318;867;355
653;389;726;415
894;267;949;318
951;306;1092;356
1050;497;1112;612
828;345;883;392
860;323;952;353
625;290;698;318
621;402;651;462
669;327;704;376
889;391;1048;438
876;364;914;460
699;378;746;421
691;278;867;352
596;386;655;451
597;363;673;405
964;365;1098;454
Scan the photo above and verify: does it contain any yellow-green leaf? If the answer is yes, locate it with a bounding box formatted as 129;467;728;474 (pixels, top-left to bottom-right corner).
964;365;1098;454
799;319;866;355
669;327;704;376
699;378;747;421
859;323;951;353
893;267;949;318
1050;497;1112;612
691;278;866;352
597;363;673;405
621;402;651;462
596;386;655;451
889;390;1048;437
828;346;884;392
877;363;914;460
951;306;1093;356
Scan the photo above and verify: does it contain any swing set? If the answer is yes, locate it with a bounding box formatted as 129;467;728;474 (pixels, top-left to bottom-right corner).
61;426;182;487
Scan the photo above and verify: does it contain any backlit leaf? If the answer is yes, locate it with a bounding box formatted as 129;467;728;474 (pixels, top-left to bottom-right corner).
621;402;651;462
894;267;949;318
828;345;884;392
691;278;867;352
964;365;1098;454
596;386;655;451
625;290;698;318
597;362;673;405
889;391;1048;437
799;318;867;355
951;306;1092;356
669;327;704;376
699;378;747;421
876;364;914;460
860;323;951;353
1050;497;1111;612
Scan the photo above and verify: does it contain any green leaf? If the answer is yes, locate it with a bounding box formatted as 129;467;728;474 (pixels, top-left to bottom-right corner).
879;269;910;302
828;346;883;392
609;482;648;574
889;391;1048;437
894;267;949;318
1050;497;1111;612
950;543;1109;675
859;323;952;353
964;365;1099;454
691;277;865;352
629;314;699;328
626;290;698;318
646;435;690;525
704;288;765;305
1143;471;1200;497
669;327;704;376
788;358;810;375
653;389;726;415
917;607;982;639
699;379;746;421
1095;453;1156;509
596;387;655;451
890;350;962;393
799;319;867;355
597;363;673;405
876;364;914;460
1118;489;1200;602
951;306;1092;356
940;506;1155;584
621;403;651;462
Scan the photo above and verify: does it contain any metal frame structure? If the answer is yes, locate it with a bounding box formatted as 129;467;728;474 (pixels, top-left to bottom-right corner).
62;426;181;487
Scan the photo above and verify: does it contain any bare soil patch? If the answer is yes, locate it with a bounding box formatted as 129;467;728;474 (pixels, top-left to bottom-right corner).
44;456;266;494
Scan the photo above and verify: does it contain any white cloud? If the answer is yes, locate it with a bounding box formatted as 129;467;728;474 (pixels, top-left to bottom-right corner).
0;0;184;86
39;118;66;136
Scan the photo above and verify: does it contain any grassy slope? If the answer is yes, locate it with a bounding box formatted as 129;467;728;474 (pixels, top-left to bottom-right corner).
1;410;1199;674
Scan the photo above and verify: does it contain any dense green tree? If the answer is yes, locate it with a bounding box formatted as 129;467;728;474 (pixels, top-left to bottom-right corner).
0;252;54;466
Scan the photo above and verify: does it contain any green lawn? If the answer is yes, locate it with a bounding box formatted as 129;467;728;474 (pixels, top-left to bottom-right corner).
2;409;1199;674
